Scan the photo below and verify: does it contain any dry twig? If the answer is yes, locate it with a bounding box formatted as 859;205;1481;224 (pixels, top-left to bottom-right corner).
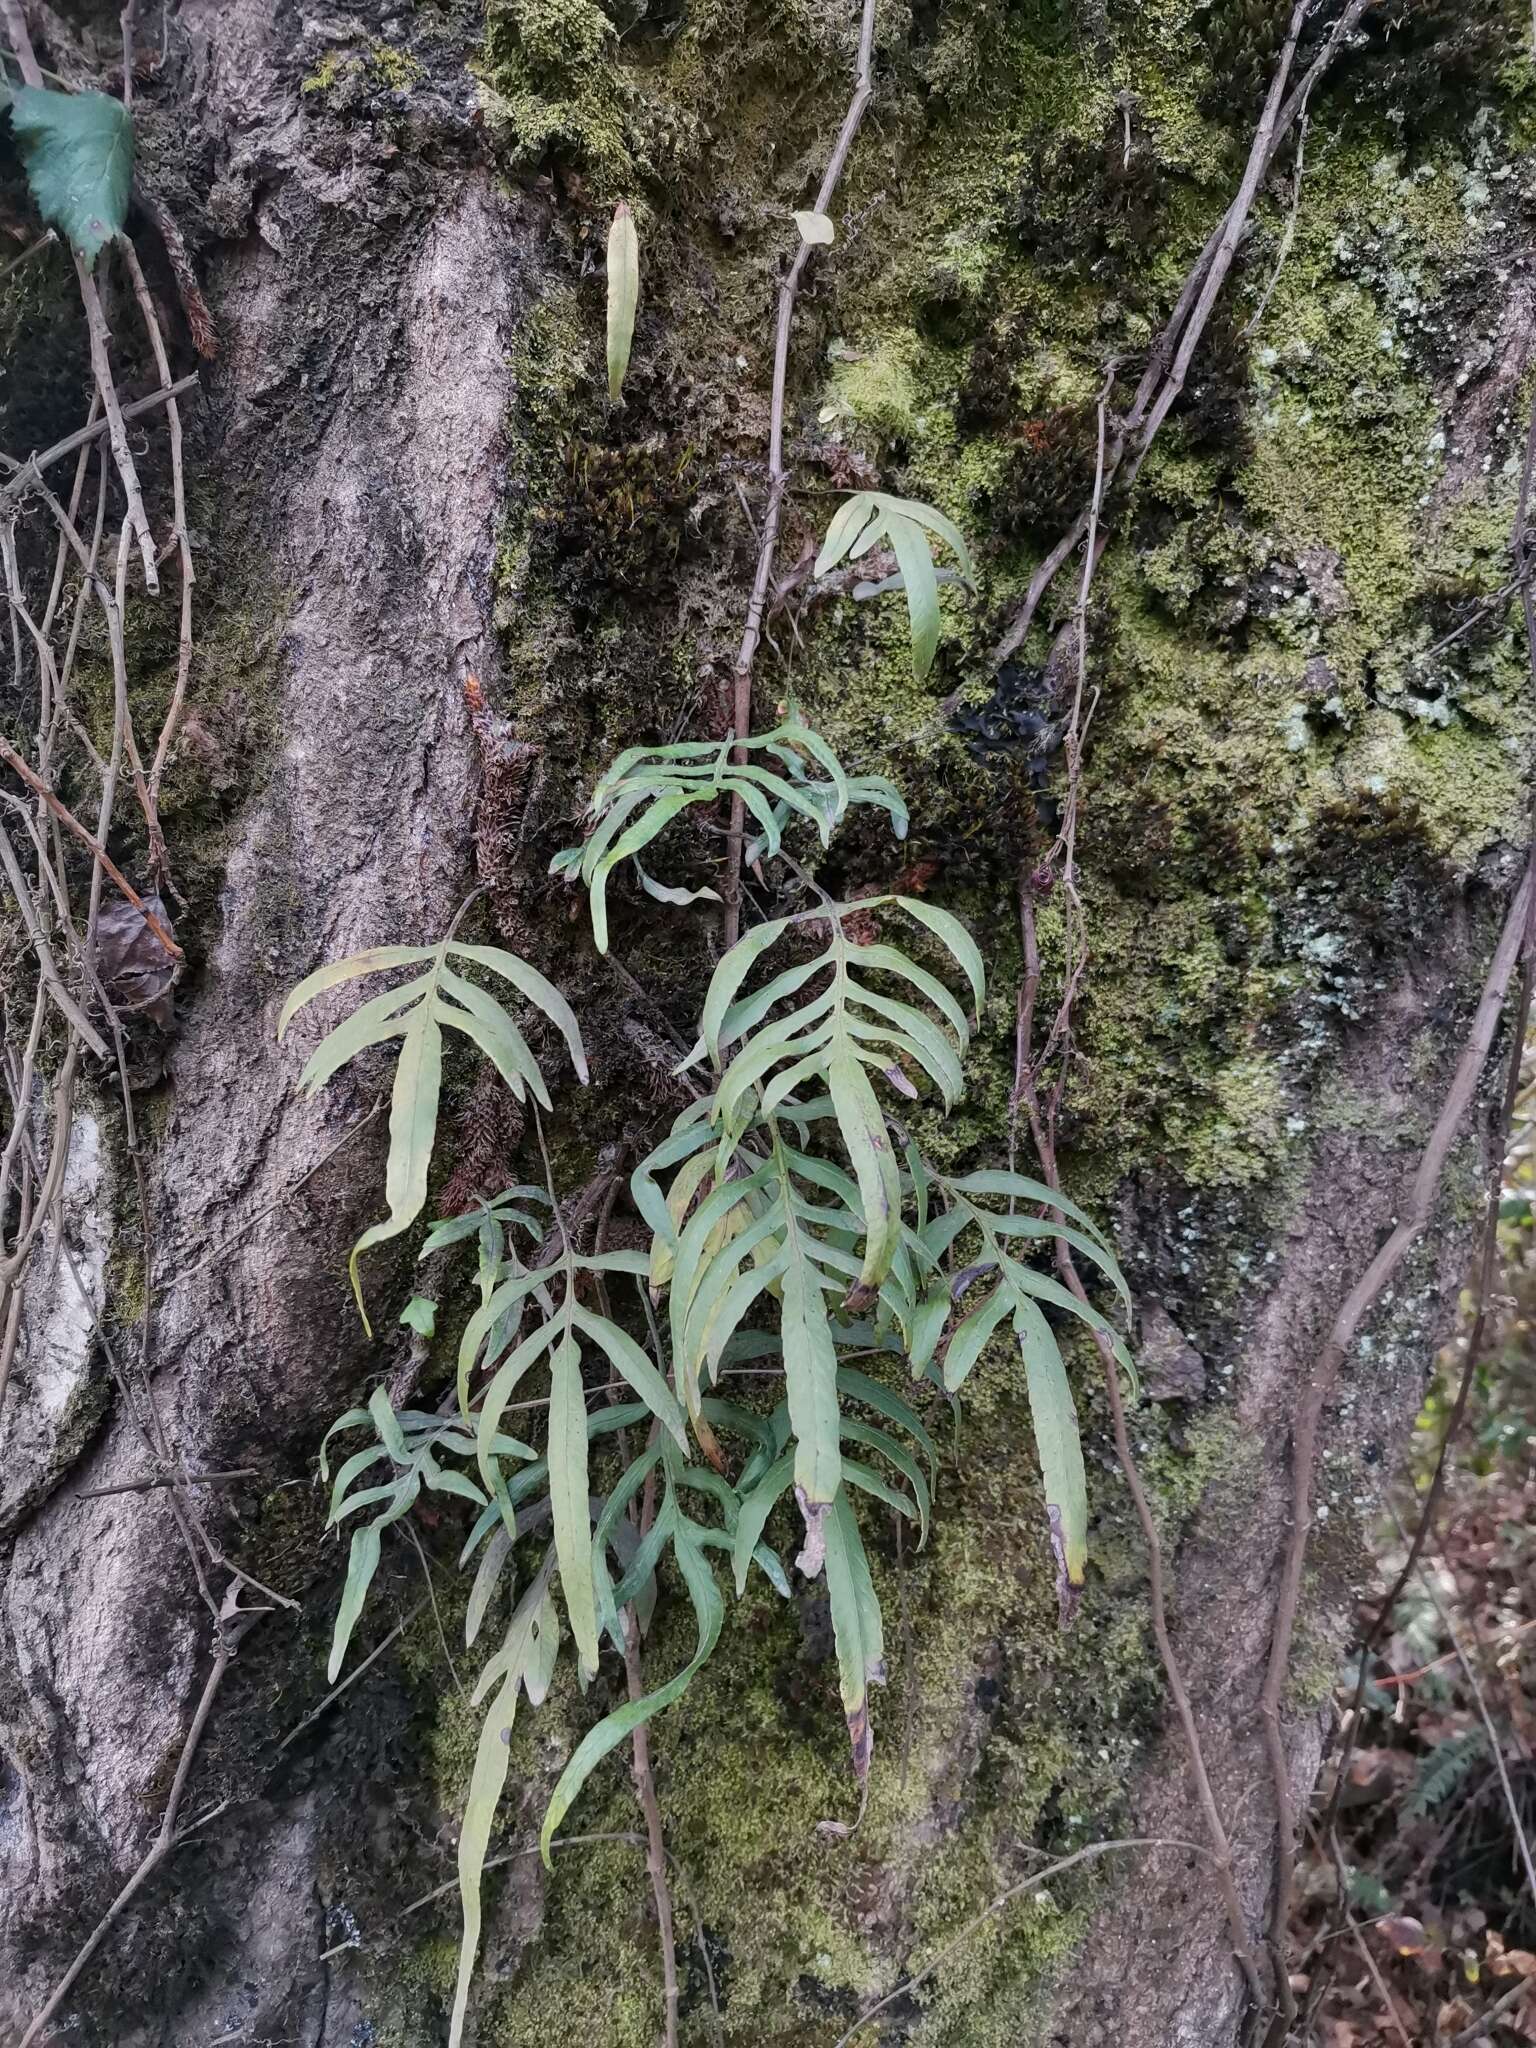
720;0;878;947
991;0;1374;667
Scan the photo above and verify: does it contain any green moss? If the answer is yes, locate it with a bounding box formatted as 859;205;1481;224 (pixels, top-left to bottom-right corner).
369;41;424;90
826;332;927;446
301;50;350;95
477;0;698;193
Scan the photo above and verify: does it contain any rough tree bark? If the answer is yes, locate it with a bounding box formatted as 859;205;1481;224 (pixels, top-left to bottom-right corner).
1;3;1532;2047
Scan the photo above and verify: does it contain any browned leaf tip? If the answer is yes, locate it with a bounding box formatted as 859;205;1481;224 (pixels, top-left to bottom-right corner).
845;1700;872;1783
695;1412;729;1477
1047;1505;1082;1630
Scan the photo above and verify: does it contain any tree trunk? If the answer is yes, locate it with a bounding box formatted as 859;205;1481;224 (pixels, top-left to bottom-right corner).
1;3;1530;2046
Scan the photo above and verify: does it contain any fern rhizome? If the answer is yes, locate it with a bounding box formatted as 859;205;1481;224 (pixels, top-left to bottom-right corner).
281;714;1133;2040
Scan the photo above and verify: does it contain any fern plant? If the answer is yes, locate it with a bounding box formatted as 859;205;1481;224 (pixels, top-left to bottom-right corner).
814;491;976;679
548;714;907;951
286;716;1133;2045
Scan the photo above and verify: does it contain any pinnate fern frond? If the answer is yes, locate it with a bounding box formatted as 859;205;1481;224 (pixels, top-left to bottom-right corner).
550;717;907;952
279;938;587;1331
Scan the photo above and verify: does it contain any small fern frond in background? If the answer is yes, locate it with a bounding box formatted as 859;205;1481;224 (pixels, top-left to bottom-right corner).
814;491;977;678
319;1387;533;1682
549;717;907;952
278;939;587;1329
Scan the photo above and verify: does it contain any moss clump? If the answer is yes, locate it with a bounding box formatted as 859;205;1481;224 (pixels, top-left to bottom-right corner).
478;0;698;192
301;39;424;102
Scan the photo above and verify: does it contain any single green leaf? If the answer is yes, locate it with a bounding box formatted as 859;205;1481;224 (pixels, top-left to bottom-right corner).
399;1295;437;1338
907;1286;950;1380
568;1303;687;1449
368;1384;409;1461
945;1169;1108;1242
896;898;987;1023
942;1284;1010;1393
606;201;639;403
814;492;876;578
548;1333;600;1676
885;512;943;681
422;1463;487;1507
730;1450;794;1594
348;1008;443;1334
450;1557;556;2048
779;1193;843;1565
328;1522;382;1683
827;1051;902;1297
634;860;722;910
295;977;422;1095
822;1487;881;1779
465;1525;513;1647
839;1452;916;1524
327;1464;420;1678
277;946;432;1038
793;208;835;245
1014;1299;1088;1623
7;87;132;265
984;1209;1130;1308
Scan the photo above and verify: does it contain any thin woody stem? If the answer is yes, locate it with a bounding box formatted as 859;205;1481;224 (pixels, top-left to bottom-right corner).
721;0;878;947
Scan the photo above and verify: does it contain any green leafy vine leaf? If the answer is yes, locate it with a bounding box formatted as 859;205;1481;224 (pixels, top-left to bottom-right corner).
3;86;132;265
